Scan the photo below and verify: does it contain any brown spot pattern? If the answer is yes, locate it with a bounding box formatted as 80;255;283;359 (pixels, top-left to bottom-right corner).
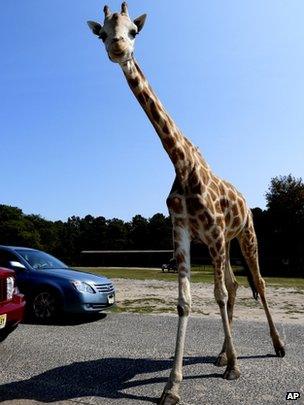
216;216;224;227
176;252;185;263
171;148;179;165
163;122;170;134
190;218;199;229
238;199;245;218
186;197;204;216
228;190;235;200
232;204;239;217
198;211;214;229
209;247;216;257
167;197;183;214
138;92;145;105
209;189;217;200
220;198;230;212
214;200;221;213
163;136;175;150
176;148;185;161
212;228;220;240
225;211;231;225
150;100;160;122
191;182;203;194
128;77;139;88
232;217;240;229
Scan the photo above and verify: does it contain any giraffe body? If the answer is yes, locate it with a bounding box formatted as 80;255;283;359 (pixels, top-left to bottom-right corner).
88;4;285;404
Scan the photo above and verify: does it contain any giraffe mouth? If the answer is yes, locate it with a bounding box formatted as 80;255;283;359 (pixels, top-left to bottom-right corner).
109;48;131;63
111;50;125;57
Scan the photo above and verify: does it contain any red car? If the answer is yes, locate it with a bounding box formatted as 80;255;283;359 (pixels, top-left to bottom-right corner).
0;267;25;342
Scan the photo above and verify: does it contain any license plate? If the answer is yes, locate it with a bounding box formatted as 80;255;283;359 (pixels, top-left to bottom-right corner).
108;294;115;304
0;314;7;329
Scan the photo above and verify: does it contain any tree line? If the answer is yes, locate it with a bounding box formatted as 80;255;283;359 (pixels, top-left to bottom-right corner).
0;175;303;277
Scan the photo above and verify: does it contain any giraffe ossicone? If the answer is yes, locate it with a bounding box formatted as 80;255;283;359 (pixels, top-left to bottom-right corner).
88;3;285;404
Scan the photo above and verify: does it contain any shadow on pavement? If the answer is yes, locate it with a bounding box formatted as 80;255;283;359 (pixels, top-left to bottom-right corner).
0;356;220;403
238;354;276;360
22;312;107;326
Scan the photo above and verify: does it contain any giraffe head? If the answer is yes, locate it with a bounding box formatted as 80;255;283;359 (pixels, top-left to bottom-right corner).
87;2;146;64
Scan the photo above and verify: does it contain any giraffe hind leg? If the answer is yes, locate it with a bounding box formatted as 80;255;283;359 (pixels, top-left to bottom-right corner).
215;242;238;367
210;240;240;380
238;216;285;357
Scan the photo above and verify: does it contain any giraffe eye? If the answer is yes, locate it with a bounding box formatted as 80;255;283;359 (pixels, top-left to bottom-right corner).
129;29;137;39
99;31;108;42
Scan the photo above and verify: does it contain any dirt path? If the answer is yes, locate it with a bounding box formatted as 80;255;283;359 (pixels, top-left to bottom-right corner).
112;278;304;324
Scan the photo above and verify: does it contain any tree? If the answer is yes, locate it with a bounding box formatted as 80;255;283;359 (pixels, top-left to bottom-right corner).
105;218;129;249
265;175;304;276
129;215;149;249
266;174;304;223
0;205;42;248
148;213;172;249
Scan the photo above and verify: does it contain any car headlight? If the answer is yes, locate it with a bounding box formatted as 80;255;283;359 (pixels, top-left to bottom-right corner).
72;281;95;294
7;277;15;300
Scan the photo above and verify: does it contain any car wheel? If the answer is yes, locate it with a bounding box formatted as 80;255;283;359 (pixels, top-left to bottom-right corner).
31;290;60;322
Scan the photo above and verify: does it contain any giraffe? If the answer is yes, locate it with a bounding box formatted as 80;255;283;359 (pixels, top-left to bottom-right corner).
87;4;285;404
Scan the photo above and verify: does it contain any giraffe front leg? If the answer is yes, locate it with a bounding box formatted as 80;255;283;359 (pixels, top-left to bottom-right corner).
159;226;191;405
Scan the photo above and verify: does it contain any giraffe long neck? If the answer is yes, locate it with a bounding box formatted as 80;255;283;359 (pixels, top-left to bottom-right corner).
121;58;200;181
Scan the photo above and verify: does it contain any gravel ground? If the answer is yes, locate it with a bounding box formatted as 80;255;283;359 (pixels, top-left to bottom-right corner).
113;278;304;324
0;313;303;405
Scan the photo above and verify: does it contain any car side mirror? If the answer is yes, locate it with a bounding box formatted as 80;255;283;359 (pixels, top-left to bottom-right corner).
9;261;26;269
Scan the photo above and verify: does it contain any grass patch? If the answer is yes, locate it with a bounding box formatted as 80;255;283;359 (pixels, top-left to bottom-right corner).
237;298;258;308
75;267;304;288
76;266;233;284
110;297;175;314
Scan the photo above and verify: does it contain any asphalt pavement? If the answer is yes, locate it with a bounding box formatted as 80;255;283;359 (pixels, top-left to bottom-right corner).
0;313;303;405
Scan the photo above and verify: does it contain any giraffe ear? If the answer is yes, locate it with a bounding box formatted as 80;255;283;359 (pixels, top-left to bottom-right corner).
87;21;103;36
133;14;147;33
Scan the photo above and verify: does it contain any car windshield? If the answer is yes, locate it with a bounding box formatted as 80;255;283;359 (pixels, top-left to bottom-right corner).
16;250;68;270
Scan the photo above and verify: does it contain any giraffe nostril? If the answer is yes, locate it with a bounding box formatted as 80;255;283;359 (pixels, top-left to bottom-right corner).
112;37;122;43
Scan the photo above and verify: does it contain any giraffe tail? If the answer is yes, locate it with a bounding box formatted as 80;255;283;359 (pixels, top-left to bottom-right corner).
240;256;259;300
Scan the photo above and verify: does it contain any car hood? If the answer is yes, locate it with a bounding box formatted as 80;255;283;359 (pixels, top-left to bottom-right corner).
36;268;111;284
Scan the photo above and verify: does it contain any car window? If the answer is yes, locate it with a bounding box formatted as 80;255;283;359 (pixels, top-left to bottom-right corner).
16;250;67;270
0;250;19;270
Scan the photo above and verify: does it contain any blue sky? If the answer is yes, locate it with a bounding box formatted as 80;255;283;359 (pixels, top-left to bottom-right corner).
1;0;303;221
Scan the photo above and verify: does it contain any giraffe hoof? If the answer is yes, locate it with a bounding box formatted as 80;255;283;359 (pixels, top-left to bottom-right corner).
223;367;240;380
159;391;180;405
214;353;227;367
275;345;286;358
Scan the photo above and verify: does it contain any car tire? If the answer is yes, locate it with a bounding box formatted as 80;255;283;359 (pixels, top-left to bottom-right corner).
31;290;61;323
